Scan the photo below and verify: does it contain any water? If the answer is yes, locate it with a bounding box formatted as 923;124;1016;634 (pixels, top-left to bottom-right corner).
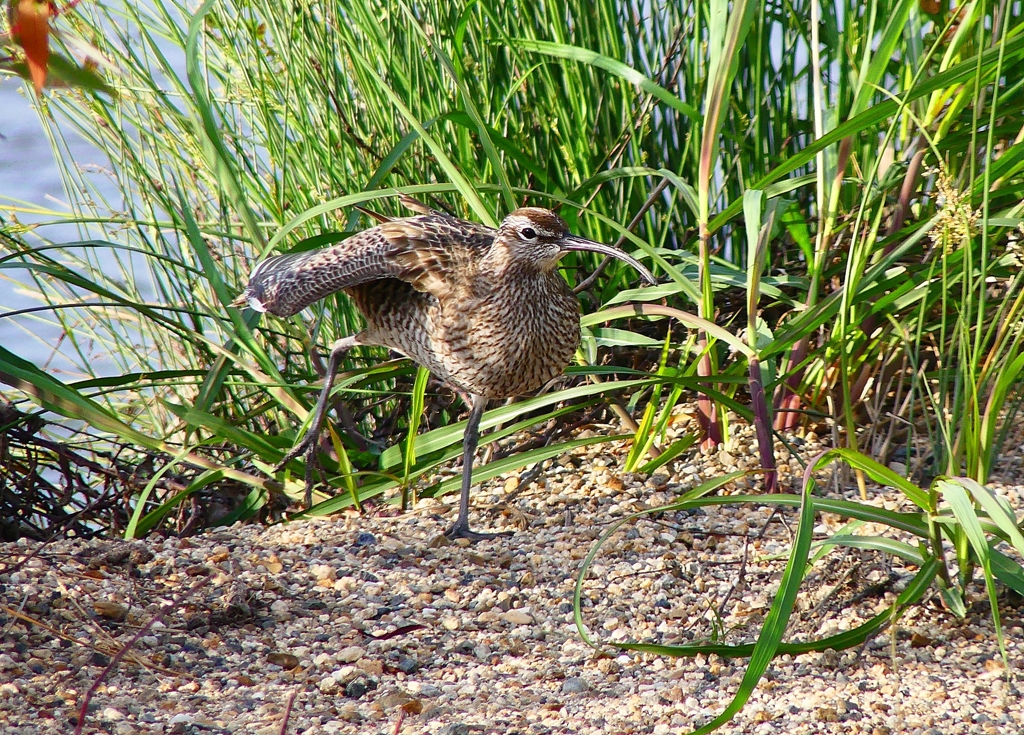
0;78;116;373
0;86;74;208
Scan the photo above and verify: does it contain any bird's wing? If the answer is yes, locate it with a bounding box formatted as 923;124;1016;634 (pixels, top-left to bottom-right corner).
235;215;494;317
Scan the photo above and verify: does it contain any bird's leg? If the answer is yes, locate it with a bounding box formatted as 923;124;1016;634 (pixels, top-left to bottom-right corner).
275;335;358;508
445;394;513;541
479;396;515;465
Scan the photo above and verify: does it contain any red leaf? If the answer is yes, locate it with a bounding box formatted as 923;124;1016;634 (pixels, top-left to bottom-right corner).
13;0;51;95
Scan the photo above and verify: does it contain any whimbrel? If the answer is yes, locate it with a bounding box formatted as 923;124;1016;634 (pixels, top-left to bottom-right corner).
236;204;655;540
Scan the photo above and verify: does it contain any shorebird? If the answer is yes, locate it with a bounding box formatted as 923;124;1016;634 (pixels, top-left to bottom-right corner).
236;203;655;540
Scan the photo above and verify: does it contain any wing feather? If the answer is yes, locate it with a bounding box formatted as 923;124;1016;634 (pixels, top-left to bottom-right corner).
236;214;494;317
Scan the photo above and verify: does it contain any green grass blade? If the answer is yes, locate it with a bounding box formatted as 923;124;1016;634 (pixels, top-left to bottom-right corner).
513;39;701;123
616;559;939;658
990;548;1024;596
938;478;1007;665
184;0;267;250
0;345;159;450
957;477;1024;555
403;367;431;483
687;470;814;735
813;448;931;510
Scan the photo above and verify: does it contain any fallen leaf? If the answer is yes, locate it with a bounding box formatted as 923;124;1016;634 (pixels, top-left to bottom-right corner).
93;601;129;621
266;652;299;669
910;632;933;648
400;699;423;715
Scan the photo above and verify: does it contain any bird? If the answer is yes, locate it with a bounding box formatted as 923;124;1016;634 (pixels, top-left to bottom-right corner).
235;202;656;540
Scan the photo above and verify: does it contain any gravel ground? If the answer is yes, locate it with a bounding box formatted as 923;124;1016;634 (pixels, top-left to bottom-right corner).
2;420;1023;735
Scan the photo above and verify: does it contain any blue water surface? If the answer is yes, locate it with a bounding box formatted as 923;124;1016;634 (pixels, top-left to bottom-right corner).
0;78;116;373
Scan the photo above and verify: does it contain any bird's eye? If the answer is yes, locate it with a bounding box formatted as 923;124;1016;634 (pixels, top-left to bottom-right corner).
520;227;538;240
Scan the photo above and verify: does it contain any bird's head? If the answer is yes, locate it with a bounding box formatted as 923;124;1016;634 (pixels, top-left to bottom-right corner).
495;207;655;285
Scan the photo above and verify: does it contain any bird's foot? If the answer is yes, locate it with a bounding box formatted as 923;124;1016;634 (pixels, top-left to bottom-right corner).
443;521;514;542
274;431;322;508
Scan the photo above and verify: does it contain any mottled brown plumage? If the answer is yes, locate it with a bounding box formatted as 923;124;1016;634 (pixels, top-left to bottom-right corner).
237;205;655;539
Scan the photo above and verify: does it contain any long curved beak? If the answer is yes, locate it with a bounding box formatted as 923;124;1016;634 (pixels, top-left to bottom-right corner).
560;235;656;285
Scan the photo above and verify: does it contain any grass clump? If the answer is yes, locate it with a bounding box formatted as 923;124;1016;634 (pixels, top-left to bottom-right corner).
2;0;1024;731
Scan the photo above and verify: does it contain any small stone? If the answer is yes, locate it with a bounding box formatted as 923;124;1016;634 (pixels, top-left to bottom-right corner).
332;665;358;684
397;657;418;675
442;617;460;631
336;704;361;722
355;532;376;547
414;683;442;698
502;609;533;625
561;677;589;694
129;546;154;564
358;658;383;675
338;646;366;663
345;678;370;699
101;707;125;721
375;691;413;710
310;564;336;581
816;706;838;722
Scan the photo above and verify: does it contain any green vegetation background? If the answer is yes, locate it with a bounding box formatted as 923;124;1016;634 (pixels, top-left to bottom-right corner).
1;2;1024;729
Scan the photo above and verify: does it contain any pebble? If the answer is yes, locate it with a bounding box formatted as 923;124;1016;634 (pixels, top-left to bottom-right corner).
355;532;376;546
345;678;371;698
442;617;460;631
337;646;366;663
562;677;590;694
1;423;1021;735
502;610;533;625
